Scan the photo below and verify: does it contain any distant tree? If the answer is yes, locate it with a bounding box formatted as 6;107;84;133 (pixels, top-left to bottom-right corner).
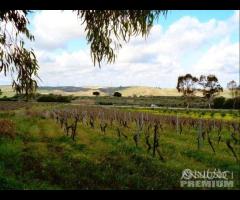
113;92;122;97
236;85;240;97
93;91;100;96
199;75;223;109
227;80;237;98
227;80;238;109
176;74;198;109
233;85;240;108
0;89;2;96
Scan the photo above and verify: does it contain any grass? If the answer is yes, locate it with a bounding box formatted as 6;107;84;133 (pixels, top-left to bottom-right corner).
0;103;239;189
120;107;240;122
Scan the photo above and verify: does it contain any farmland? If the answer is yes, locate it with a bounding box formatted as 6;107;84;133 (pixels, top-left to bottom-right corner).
0;101;239;189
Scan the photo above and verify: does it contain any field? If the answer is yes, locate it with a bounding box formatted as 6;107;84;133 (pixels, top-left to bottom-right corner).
0;101;239;189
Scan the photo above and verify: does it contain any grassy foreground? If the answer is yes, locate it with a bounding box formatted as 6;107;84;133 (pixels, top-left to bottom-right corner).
0;103;239;189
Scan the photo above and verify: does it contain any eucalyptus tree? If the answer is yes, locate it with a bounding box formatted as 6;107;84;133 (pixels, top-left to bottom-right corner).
199;75;223;109
0;10;38;100
227;80;237;98
227;80;239;109
176;74;198;109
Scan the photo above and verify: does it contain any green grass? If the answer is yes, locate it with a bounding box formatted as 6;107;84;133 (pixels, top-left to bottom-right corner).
121;107;240;122
0;103;239;189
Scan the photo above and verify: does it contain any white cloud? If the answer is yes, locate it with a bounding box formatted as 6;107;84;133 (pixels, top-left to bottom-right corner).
36;11;239;87
194;40;239;74
32;10;86;49
192;39;239;87
1;11;239;88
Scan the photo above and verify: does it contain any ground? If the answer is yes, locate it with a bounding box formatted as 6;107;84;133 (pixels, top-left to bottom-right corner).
0;102;239;189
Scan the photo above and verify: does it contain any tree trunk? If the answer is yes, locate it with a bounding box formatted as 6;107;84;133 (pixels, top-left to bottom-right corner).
233;98;236;109
208;98;211;109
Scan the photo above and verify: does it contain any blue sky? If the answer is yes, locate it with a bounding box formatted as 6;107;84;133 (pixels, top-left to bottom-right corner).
157;10;239;42
56;10;239;50
35;10;238;54
0;10;239;88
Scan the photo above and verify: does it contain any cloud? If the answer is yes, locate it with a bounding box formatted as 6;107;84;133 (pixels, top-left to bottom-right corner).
1;11;238;88
36;11;239;87
192;39;239;86
32;10;86;49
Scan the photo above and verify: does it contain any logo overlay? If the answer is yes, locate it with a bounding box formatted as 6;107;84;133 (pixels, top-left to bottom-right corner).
180;169;234;188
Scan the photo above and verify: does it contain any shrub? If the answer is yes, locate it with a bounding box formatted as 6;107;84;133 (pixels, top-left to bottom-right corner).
0;119;16;139
0;94;33;101
210;112;215;117
37;94;72;103
0;96;17;101
220;112;226;117
233;97;240;109
223;98;234;109
98;102;113;105
113;92;122;97
93;91;100;96
213;97;225;109
222;97;240;109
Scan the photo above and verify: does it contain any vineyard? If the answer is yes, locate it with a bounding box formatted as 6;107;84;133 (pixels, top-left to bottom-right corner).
0;9;239;191
0;102;239;189
48;106;240;161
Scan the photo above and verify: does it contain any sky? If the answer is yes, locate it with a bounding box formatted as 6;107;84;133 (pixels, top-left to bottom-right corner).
0;10;239;88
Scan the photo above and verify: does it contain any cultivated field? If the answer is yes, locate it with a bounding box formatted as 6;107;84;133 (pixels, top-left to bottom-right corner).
0;102;239;189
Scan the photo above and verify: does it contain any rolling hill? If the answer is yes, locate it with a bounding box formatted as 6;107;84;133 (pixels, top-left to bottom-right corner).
0;85;232;98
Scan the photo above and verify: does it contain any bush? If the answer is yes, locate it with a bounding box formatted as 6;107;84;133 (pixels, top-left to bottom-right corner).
233;97;240;109
223;98;234;109
0;119;16;139
0;96;18;101
37;94;72;103
213;97;239;109
210;112;215;117
93;91;100;96
213;97;225;109
0;94;31;101
98;102;113;105
220;112;226;117
113;92;122;97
